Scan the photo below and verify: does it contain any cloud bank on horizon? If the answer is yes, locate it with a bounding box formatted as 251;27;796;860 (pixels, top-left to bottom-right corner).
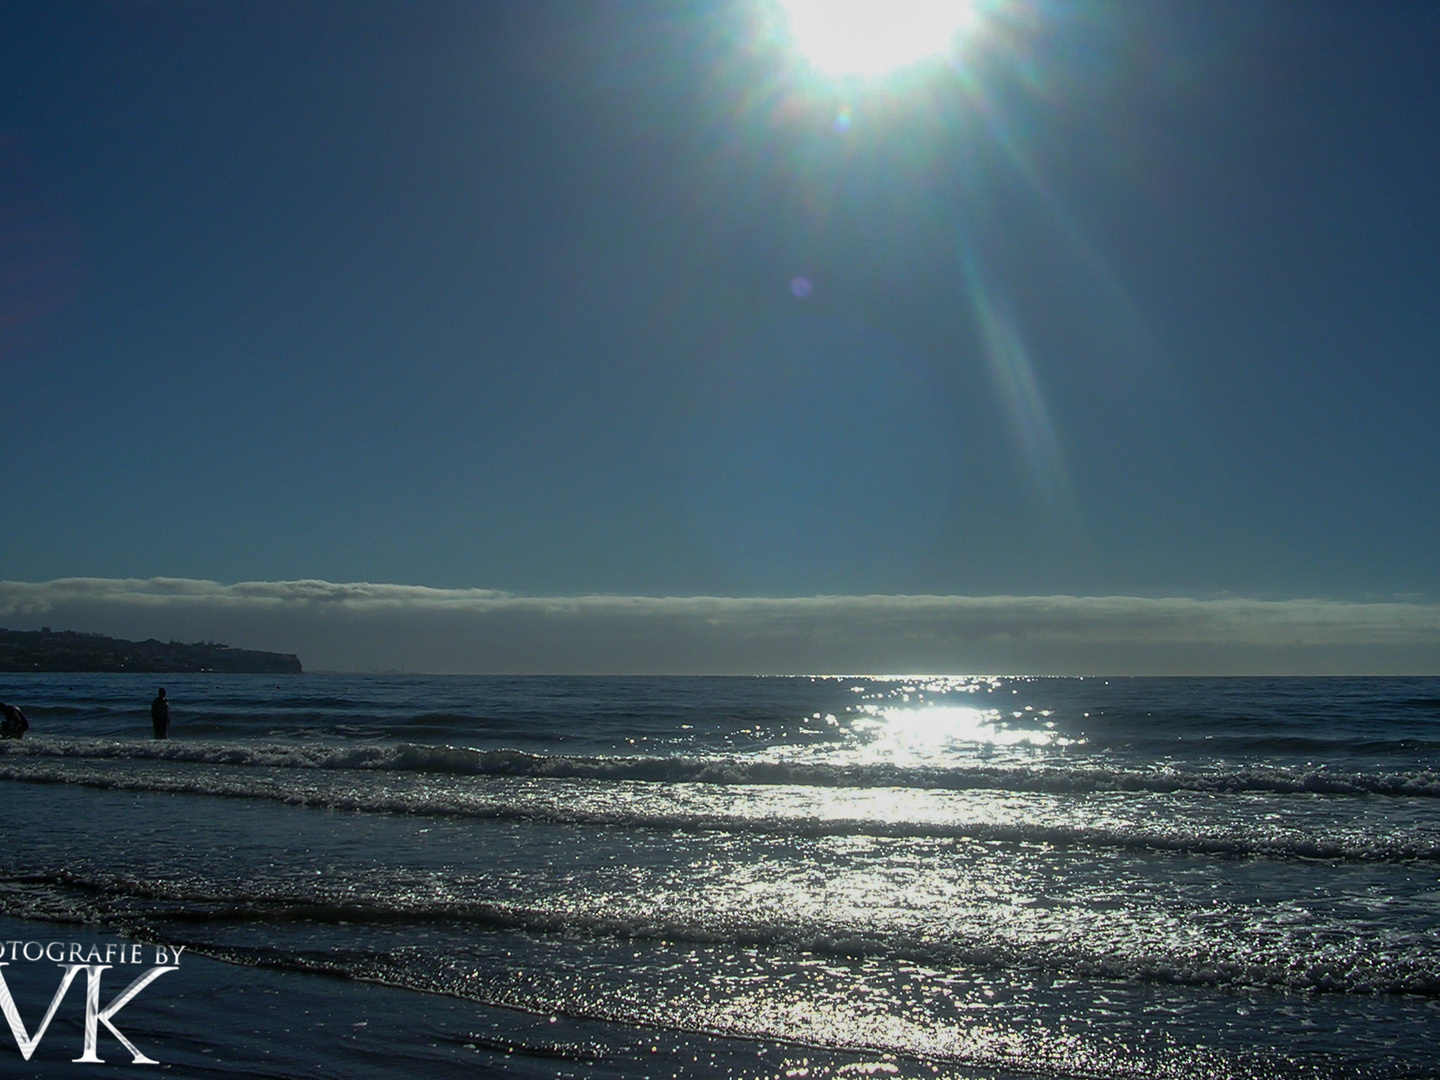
2;578;1438;676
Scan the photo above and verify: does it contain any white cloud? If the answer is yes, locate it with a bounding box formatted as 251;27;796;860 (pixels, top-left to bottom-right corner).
2;578;1440;675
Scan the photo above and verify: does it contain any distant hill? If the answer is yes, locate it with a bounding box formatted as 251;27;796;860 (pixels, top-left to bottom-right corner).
0;627;302;674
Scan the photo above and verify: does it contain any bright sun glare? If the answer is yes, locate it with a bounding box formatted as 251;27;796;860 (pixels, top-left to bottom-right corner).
778;0;978;78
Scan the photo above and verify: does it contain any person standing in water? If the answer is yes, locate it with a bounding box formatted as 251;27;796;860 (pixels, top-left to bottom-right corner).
0;702;29;739
151;687;170;739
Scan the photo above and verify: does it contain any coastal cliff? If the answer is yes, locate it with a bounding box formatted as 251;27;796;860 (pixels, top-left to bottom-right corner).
0;627;302;673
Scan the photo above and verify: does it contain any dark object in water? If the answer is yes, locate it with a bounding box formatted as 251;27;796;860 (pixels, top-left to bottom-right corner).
0;702;29;738
151;687;169;740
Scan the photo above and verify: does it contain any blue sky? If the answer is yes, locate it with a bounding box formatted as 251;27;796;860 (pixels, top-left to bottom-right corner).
2;1;1439;671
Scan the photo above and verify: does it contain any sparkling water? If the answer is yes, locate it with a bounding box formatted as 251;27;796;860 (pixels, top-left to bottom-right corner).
1;674;1437;1078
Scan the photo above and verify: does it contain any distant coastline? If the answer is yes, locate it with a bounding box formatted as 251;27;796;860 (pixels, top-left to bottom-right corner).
0;627;302;674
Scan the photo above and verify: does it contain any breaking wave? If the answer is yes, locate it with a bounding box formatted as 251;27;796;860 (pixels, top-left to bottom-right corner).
4;737;1440;797
5;869;1436;998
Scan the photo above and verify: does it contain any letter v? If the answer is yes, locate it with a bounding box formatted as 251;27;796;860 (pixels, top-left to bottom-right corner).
0;963;84;1060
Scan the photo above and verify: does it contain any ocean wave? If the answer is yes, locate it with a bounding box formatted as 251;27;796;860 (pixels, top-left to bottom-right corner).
4;737;1440;799
1;758;1436;864
6;870;1437;998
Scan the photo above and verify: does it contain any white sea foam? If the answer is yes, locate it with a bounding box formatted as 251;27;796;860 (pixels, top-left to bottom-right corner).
4;737;1440;797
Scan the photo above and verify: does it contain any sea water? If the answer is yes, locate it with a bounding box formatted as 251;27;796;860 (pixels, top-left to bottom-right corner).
0;674;1437;1078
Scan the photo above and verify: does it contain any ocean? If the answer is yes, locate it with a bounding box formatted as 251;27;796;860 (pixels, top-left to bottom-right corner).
0;673;1436;1078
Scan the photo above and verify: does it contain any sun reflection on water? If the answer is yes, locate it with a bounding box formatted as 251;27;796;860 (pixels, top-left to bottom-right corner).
854;702;1066;762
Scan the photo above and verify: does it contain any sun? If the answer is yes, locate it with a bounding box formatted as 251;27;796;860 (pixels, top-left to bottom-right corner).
777;0;979;79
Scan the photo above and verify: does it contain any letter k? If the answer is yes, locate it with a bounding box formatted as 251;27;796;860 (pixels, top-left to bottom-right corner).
72;965;177;1064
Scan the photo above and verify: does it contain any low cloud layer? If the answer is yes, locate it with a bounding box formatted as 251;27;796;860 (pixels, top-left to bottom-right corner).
3;578;1440;675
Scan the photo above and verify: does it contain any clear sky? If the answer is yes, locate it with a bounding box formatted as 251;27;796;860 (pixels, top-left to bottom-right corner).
3;1;1439;672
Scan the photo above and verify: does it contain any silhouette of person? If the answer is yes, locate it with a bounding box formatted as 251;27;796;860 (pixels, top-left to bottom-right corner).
0;703;29;739
151;688;170;740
